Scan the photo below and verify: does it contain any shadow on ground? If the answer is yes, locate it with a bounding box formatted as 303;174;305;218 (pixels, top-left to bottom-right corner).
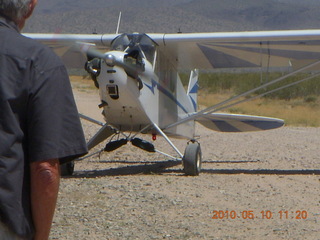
64;159;320;178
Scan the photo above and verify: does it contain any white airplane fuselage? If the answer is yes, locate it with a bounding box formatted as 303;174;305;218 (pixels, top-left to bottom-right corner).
98;50;195;139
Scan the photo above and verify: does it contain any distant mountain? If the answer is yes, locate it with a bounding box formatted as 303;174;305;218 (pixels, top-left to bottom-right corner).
24;0;320;34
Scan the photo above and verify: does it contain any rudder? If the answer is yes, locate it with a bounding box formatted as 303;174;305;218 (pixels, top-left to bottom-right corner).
187;69;199;112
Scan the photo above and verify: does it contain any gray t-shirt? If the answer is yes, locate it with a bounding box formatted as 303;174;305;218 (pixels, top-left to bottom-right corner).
0;17;88;239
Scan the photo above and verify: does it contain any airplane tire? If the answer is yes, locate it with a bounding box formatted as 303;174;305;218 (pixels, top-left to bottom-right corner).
60;161;75;176
182;142;202;176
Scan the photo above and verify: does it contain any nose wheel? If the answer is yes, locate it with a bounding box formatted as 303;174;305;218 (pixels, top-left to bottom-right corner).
182;142;202;176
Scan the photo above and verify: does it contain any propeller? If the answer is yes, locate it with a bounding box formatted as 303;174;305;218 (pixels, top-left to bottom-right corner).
76;41;145;80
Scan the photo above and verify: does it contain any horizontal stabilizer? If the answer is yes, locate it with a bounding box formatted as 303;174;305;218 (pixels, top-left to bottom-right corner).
195;113;284;132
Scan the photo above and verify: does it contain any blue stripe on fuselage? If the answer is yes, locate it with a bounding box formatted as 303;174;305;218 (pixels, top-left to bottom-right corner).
144;79;190;114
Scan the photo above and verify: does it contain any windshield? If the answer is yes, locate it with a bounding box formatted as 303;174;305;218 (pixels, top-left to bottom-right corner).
111;33;158;64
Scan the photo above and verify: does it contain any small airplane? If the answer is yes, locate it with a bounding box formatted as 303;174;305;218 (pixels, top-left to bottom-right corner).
24;28;320;176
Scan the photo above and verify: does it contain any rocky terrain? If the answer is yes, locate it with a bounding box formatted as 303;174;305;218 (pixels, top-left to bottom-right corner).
49;87;320;240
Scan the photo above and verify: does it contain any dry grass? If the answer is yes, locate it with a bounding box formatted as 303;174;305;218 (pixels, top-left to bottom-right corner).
199;92;320;127
70;75;97;93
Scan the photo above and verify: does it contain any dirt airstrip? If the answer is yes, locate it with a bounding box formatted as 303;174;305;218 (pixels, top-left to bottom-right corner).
50;86;320;240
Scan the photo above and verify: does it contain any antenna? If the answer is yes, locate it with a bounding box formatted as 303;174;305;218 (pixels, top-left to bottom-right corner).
116;12;122;34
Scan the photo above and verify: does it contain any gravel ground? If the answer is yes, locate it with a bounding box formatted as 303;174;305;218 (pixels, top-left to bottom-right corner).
49;88;320;240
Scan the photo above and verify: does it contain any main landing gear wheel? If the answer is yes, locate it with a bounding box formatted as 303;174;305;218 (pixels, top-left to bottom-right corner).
60;161;75;176
182;142;202;176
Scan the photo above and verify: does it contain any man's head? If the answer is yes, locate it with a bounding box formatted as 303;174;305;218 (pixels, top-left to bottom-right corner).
0;0;37;29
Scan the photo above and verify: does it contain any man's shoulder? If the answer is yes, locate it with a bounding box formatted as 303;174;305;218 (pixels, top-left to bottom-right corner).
24;35;63;69
2;28;62;69
22;34;61;65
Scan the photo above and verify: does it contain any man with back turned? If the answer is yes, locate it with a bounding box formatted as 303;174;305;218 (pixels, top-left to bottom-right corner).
0;0;88;239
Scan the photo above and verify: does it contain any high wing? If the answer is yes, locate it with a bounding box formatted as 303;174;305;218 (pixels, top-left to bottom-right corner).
23;33;117;68
148;30;320;70
25;29;320;70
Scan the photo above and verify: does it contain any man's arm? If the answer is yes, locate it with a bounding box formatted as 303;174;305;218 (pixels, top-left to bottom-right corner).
30;159;60;240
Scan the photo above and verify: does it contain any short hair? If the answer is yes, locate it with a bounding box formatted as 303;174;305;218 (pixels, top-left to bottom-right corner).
0;0;31;22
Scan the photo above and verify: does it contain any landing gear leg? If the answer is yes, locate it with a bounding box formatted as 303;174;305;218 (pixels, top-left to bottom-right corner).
182;142;202;176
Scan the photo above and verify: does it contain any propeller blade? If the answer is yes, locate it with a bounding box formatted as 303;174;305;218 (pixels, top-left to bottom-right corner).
75;41;143;78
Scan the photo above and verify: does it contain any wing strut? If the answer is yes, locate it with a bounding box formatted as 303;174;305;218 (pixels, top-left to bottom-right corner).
202;59;320;114
163;59;320;130
211;71;320;113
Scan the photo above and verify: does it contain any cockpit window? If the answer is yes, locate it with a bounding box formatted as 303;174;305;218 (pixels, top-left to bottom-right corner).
111;33;158;64
111;34;130;51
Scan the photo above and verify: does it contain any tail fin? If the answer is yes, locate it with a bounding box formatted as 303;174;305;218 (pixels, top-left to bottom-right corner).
187;69;199;112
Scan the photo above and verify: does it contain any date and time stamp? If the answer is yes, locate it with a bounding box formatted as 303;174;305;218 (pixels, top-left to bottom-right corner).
212;210;309;220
